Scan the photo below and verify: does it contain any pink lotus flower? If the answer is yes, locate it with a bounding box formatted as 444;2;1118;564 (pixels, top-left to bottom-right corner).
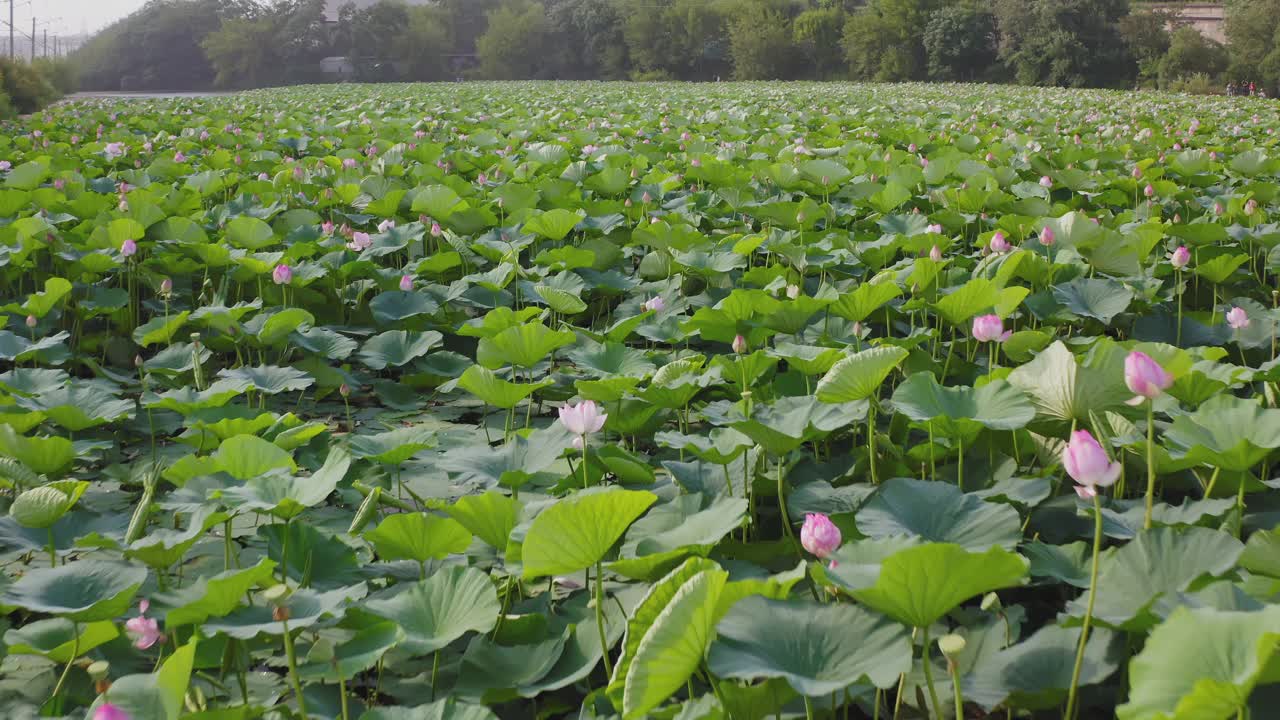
321;221;334;236
399;275;414;291
430;222;442;237
1124;350;1172;404
1039;175;1053;188
1226;306;1250;329
342;158;358;170
104;142;125;160
160;278;173;295
800;512;841;559
1245;199;1259;216
347;232;372;251
25;314;37;328
272;264;293;285
990;231;1012;253
0;160;10;171
1171;246;1190;269
173;151;186;163
732;334;748;354
120;239;137;257
1040;227;1055;246
559;400;607;450
929;245;942;262
926;223;943;234
126;599;163;650
1144;184;1155;198
971;314;1011;343
1132;166;1143;179
641;296;665;313
1062;430;1121;499
377;219;396;233
94;703;130;720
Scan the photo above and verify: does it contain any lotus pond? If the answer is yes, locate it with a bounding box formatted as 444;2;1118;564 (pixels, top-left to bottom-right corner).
3;82;1280;720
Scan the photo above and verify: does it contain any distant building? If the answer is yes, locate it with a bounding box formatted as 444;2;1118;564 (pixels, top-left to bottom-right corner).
322;0;435;23
1144;2;1226;44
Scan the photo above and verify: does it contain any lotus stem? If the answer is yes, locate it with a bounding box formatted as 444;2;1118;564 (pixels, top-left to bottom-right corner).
803;695;815;720
1143;400;1156;530
868;400;879;484
47;620;78;707
47;527;56;568
281;618;308;719
430;650;440;701
949;657;964;720
920;624;943;720
339;676;350;720
595;561;613;678
581;446;589;489
776;458;796;546
1065;494;1104;720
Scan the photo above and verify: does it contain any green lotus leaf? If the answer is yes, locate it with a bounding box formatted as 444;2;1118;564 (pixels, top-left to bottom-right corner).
1052;277;1134;325
153;558;277;627
964;624;1122;711
299;621;402;683
204;585;365;638
370;290;441;324
1165;394;1280;472
456;365;551;409
522;487;657;578
856;478;1022;550
1007;339;1129;423
9;480;86;528
256;307;314;345
214;434;296;480
709;596;912;696
814;346;908;403
446;490;521;551
218;365;314;394
890;373;1035;434
358;330;444;370
3;618;119;663
348;425;434;464
363;565;499;655
366;513;472;563
0;560;146;621
476;322;577;369
87;639;196;720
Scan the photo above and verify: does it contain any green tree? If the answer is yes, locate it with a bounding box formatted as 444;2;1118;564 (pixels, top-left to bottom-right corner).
1225;0;1280;87
1161;25;1229;86
842;0;941;81
1118;9;1173;86
396;4;454;81
729;1;797;79
476;0;552;79
992;0;1134;88
622;0;732;80
793;5;846;79
922;2;998;81
202;0;326;88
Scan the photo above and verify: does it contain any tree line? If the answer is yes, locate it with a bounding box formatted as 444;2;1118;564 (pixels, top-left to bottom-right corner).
68;0;1280;93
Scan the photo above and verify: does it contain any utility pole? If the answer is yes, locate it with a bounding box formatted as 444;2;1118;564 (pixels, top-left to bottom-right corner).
41;28;44;57
30;15;34;61
9;0;14;59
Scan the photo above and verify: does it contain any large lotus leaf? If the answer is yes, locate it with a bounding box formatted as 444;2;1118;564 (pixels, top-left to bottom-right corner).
522;487;657;578
366;513;472;563
0;426;76;476
0;560;145;621
518;600;626;697
226;215;276;249
568;341;656;378
219;445;347;517
256;308;314;345
291;326;358;360
855;478;1022;551
359;698;498;720
935;277;1002;326
965;624;1122;711
363;566;499;655
14;384;133;432
259;522;364;589
1052;277;1134;325
1117;605;1280;720
9;480;87;528
828;279;901;323
370;291;441;324
1164;394;1280;472
455;630;569;699
476;322;577;369
86;639;195;720
1007;339;1129;423
731;396;867;455
831;542;1028;627
814;346;908;403
890;374;1034;432
218;365;314;394
456;365;551;409
20;277;72;318
299;621;402;683
3;618;119;662
153;559;277;627
359;330;444;370
623;568;728;719
204;585;365;638
523;208;584;241
145;379;248;415
709;596;911;696
126;507;229;568
214;434;296;480
439;425;574;490
349;425;435;465
611;493;747;579
446;490;521;551
133;311;191;347
1064;526;1244;632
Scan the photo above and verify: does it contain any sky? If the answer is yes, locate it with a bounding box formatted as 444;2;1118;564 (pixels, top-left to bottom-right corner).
11;0;147;37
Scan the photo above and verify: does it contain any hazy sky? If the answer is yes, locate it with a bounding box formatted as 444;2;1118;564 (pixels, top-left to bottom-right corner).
15;0;147;36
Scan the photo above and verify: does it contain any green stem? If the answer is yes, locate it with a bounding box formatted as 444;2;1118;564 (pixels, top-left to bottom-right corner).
281;618;308;719
48;621;78;706
430;651;440;701
582;445;589;489
595;561;614;678
47;527;57;568
868;401;879;484
777;458;797;545
1065;494;1104;720
1143;400;1156;530
339;676;350;720
950;659;964;720
803;695;815;720
921;625;943;720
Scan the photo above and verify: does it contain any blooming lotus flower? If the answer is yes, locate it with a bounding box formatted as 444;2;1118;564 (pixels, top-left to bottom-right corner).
377;219;395;233
929;245;942;262
1171;245;1190;269
989;231;1011;253
559;400;607;450
641;296;665;313
173;151;185;163
971;314;1011;343
321;221;334;236
1040;227;1055;246
1039;175;1053;188
94;703;130;720
1226;306;1250;329
399;275;414;291
0;160;10;171
732;334;748;354
1124;350;1172;404
347;232;372;251
800;513;841;566
104;142;125;160
1062;430;1121;499
342;158;358;169
272;264;292;285
926;223;942;234
125;599;163;650
120;239;137;257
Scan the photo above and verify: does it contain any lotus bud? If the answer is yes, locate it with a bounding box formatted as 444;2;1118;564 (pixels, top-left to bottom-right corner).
732;334;748;354
1170;245;1190;269
339;383;351;397
25;314;36;328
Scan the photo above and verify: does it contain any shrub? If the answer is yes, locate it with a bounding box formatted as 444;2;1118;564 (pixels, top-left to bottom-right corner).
0;58;58;115
1169;72;1219;95
32;58;78;95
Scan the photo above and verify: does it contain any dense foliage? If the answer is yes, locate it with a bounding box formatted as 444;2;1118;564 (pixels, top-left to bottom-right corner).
3;81;1280;719
69;0;1247;91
